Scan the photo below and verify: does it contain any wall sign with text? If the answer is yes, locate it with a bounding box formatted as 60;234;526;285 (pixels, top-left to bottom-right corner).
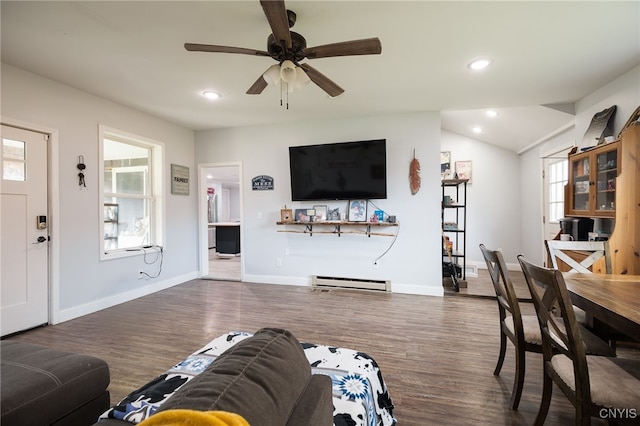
252;175;274;191
171;164;190;195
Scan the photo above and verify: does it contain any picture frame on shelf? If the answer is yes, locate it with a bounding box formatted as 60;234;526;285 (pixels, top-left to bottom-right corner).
280;208;293;223
455;160;472;183
294;209;310;222
440;151;451;179
328;207;341;221
313;205;327;222
348;200;367;222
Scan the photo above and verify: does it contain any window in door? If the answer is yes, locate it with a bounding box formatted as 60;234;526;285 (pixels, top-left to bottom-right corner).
2;138;26;181
99;125;164;257
548;158;568;224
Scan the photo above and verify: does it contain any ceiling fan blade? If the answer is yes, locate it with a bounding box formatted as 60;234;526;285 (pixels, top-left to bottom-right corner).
260;0;291;49
299;63;344;97
185;43;270;57
246;74;269;95
303;38;382;59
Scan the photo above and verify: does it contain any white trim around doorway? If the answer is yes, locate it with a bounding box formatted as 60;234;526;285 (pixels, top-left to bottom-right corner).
197;162;243;279
1;116;61;325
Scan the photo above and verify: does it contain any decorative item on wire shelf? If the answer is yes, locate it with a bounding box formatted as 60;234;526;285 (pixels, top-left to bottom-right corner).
443;222;458;231
440;151;451;179
454;160;472;183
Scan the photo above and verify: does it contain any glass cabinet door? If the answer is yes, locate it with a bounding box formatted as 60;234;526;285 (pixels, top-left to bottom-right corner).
595;148;617;214
571;156;590;212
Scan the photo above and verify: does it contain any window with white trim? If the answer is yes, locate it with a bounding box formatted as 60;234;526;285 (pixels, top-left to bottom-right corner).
548;158;568;223
99;125;163;257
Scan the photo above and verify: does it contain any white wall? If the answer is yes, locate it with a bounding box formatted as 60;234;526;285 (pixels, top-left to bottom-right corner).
195;112;444;295
519;65;640;264
228;185;241;222
1;63;198;322
2;59;635;322
441;131;522;268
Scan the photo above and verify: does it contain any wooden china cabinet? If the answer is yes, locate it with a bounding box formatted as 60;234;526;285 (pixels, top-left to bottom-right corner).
564;125;639;275
567;140;620;217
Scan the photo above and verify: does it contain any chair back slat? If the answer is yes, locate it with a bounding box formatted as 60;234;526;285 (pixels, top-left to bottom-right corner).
545;240;611;274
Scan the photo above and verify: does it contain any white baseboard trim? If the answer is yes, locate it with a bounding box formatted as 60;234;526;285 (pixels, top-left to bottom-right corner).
56;271;198;324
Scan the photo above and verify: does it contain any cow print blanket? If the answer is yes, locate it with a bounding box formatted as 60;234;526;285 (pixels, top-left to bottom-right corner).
100;331;396;426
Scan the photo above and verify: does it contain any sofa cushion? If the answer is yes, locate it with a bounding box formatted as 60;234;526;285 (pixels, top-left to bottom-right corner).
1;340;110;426
285;374;333;426
157;328;313;426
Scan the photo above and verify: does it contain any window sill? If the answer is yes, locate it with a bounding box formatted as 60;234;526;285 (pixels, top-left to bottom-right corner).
100;245;159;261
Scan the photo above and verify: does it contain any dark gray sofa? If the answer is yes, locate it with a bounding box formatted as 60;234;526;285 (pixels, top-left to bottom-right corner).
1;340;110;426
96;328;333;426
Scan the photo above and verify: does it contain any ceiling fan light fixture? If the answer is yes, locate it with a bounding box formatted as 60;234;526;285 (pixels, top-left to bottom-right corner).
263;64;281;86
280;60;297;83
294;66;310;90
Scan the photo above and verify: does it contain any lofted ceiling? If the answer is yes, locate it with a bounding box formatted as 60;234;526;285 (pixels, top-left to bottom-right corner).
1;1;638;153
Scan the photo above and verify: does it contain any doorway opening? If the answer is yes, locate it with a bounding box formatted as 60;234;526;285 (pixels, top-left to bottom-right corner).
199;163;242;281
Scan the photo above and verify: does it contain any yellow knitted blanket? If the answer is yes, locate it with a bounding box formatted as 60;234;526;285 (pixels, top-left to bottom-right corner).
137;410;249;426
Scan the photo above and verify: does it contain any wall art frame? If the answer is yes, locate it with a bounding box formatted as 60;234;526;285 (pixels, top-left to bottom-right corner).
170;164;190;195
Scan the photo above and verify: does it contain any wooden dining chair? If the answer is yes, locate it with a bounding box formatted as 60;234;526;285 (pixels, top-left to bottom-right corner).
517;256;640;425
545;240;611;274
479;244;542;410
546;239;625;348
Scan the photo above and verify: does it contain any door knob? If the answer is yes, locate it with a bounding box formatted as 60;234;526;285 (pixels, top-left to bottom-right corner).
36;236;47;243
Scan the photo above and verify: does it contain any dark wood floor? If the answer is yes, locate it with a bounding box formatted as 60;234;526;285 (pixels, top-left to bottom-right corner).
7;273;638;425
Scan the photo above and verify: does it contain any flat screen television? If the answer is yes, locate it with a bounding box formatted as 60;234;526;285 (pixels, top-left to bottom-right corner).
289;139;387;201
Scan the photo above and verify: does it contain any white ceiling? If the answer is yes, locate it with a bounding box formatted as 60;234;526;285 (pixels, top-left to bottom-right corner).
2;1;639;153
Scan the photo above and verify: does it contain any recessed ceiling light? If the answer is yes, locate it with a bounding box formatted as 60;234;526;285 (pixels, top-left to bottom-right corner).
472;126;484;133
485;109;499;118
202;91;221;100
468;58;492;71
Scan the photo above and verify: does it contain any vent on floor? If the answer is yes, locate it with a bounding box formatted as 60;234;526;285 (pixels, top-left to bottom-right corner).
312;275;391;292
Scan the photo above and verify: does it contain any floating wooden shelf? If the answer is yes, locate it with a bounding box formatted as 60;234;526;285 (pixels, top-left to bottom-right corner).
276;221;398;237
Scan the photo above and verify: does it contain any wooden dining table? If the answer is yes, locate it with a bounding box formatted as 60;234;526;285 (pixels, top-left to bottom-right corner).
563;273;640;342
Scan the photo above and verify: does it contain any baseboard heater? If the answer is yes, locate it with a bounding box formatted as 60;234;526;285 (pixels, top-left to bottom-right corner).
312;275;391;292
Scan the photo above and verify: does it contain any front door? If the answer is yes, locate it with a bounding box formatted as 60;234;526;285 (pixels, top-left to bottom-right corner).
1;124;49;336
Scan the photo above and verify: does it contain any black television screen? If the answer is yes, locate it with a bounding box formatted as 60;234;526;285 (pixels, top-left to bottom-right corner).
289;139;387;201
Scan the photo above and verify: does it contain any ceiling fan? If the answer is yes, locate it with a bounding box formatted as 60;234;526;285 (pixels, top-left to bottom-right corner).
184;0;382;98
